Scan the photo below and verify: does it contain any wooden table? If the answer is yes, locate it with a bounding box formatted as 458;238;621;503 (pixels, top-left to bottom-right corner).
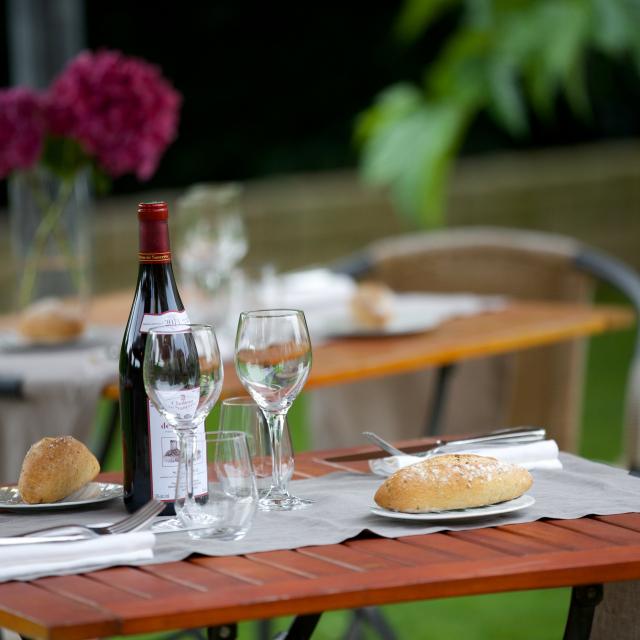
93;291;633;400
87;294;634;463
2;441;640;640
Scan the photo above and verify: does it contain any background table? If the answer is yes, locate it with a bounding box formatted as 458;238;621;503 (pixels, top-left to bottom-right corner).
1;442;640;640
92;294;633;399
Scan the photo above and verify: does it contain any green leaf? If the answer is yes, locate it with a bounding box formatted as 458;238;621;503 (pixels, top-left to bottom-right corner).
394;0;461;43
522;1;591;118
591;0;635;54
360;98;471;227
354;84;424;146
41;136;90;181
564;54;591;120
91;164;112;197
426;29;492;104
487;59;528;136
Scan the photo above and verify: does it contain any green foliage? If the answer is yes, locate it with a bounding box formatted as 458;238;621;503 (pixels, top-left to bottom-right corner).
41;135;112;196
41;136;89;181
357;0;640;227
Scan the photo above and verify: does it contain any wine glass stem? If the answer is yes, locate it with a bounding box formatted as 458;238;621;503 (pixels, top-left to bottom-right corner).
265;411;288;496
178;430;197;510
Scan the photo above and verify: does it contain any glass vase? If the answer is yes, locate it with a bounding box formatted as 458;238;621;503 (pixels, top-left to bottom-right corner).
9;168;92;324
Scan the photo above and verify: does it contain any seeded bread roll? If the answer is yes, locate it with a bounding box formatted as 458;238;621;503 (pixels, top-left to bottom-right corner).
18;436;100;504
374;454;533;513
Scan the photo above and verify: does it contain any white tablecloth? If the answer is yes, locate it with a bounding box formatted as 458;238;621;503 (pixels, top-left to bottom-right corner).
0;328;119;483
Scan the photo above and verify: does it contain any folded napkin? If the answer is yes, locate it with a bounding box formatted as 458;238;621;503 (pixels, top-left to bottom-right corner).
369;439;562;476
268;268;357;309
0;531;155;582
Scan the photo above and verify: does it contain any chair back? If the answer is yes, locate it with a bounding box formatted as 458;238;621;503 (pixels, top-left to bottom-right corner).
367;227;594;453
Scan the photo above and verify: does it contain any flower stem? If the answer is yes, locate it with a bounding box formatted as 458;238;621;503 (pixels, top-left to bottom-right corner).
18;172;86;308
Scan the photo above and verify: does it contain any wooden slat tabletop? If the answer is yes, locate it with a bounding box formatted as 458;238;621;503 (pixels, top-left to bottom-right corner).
99;296;634;401
2;444;640;640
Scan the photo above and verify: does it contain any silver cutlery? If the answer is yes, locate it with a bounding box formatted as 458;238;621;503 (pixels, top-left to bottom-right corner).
363;427;546;458
14;498;165;541
0;535;95;546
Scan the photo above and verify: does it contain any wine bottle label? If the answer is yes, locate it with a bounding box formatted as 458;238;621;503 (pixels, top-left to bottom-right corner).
155;388;201;421
147;401;208;502
139;310;190;333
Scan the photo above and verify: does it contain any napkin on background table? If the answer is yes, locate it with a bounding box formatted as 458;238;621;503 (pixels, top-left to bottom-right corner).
0;531;155;582
257;268;506;339
369;439;562;476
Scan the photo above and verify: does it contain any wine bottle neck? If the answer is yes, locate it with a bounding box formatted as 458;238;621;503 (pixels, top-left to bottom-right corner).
138;219;171;264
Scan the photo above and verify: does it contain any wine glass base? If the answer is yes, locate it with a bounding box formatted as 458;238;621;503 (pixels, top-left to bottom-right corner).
258;495;314;511
151;517;184;533
152;514;248;540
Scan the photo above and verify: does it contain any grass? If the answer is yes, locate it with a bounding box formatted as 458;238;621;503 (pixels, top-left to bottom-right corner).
96;291;634;639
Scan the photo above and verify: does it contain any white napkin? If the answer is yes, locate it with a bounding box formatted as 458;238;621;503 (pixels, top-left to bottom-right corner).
0;531;155;582
369;439;562;476
268;268;357;309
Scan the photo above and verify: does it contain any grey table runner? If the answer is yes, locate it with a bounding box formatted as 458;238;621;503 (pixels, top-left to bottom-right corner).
2;453;640;580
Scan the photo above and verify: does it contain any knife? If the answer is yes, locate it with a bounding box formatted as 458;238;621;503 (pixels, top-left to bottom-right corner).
363;426;546;458
0;535;90;546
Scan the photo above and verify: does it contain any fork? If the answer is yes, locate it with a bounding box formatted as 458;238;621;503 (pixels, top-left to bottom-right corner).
363;427;546;458
18;498;165;540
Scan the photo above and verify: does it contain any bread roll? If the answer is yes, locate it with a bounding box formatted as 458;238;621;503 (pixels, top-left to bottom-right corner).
374;453;533;513
18;297;85;343
350;282;394;329
18;436;100;504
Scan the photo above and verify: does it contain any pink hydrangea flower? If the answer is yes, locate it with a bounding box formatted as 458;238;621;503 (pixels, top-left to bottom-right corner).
0;87;45;179
46;49;181;180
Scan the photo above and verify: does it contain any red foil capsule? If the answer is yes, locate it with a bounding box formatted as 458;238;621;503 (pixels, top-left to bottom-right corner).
138;201;171;263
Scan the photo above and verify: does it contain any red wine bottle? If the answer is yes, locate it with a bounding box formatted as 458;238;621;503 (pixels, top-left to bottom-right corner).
119;201;206;514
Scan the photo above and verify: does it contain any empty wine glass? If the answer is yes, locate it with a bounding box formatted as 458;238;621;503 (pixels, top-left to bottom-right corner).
143;324;224;526
235;309;312;511
219;396;294;497
175;430;258;539
177;184;248;326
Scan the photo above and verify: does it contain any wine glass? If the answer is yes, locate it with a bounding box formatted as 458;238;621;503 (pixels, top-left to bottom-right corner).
177;184;248;326
175;430;258;539
234;309;312;511
143;324;224;525
219;396;294;497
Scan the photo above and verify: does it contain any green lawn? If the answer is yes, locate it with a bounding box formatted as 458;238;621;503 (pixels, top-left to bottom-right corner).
98;295;634;639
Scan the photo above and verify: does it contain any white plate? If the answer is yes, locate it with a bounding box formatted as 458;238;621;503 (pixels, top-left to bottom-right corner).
0;326;119;353
309;293;504;338
370;494;535;521
0;482;123;511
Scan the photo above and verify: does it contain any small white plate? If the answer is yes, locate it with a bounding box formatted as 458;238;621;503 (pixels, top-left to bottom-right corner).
0;482;123;511
0;326;119;353
370;494;535;521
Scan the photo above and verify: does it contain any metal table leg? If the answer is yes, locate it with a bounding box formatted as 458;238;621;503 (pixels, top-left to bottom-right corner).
273;613;322;640
424;364;456;436
563;584;603;640
207;624;237;640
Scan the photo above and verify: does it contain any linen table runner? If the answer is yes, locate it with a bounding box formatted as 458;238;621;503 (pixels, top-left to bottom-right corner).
2;453;640;580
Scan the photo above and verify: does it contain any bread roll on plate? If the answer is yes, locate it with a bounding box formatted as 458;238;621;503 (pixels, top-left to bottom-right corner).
18;297;85;343
374;453;532;513
18;436;100;504
350;282;394;329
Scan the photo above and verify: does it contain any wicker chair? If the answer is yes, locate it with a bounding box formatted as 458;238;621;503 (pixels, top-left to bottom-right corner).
310;226;640;469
